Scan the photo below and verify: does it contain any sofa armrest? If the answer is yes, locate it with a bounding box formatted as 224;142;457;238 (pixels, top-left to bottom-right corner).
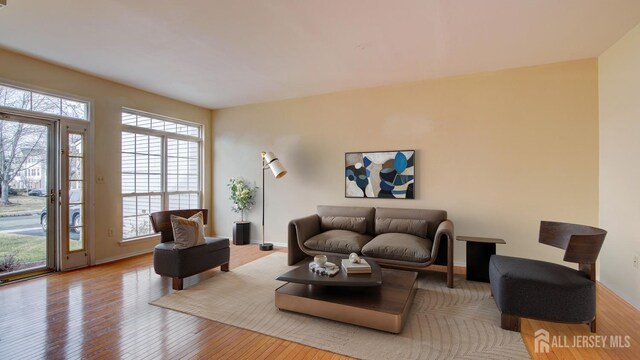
434;220;454;249
288;214;321;265
433;219;455;288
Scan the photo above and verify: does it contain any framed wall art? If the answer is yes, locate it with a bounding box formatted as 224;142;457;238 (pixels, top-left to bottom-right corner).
345;150;415;199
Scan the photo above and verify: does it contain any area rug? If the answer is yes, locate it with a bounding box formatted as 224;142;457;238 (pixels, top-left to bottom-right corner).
151;253;528;359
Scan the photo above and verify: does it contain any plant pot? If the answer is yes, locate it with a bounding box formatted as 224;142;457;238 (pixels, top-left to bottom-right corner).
233;221;251;245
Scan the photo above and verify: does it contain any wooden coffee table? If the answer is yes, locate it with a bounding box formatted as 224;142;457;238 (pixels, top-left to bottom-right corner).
275;256;417;333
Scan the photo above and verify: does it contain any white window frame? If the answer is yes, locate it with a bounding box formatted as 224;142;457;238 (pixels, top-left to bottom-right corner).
0;82;90;121
0;78;96;267
121;108;203;241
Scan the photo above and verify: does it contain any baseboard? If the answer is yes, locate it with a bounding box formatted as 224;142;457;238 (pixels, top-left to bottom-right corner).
94;248;154;265
599;280;640;310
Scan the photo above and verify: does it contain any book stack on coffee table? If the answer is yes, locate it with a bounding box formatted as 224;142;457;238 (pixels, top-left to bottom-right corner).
341;258;372;274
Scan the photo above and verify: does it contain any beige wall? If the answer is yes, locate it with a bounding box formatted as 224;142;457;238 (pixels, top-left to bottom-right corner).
0;45;603;275
213;59;599;266
0;47;213;263
599;24;640;309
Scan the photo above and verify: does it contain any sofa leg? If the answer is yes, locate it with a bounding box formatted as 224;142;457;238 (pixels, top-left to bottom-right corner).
590;318;596;333
500;313;521;332
221;262;230;272
447;269;454;288
172;277;183;291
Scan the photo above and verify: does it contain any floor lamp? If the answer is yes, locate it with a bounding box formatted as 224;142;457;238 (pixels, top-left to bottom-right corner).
261;151;287;251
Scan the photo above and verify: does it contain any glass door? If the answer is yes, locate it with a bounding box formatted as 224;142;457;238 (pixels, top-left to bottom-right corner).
0;114;55;281
60;124;88;270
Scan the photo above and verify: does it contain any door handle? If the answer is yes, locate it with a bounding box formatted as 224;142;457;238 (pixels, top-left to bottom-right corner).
49;189;56;204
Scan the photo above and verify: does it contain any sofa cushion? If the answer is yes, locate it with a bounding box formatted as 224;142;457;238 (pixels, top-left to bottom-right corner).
321;216;367;234
304;229;372;254
154;237;230;278
317;205;375;234
154;236;230;253
489;255;596;322
375;207;446;242
362;233;433;263
375;217;428;238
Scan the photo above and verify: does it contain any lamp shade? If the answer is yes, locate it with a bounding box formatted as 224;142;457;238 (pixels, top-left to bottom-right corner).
263;152;287;178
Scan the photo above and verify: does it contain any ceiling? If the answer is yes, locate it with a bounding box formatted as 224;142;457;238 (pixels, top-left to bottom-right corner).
1;1;639;109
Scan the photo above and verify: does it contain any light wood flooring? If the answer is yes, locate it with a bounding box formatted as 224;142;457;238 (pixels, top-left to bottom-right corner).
0;244;638;359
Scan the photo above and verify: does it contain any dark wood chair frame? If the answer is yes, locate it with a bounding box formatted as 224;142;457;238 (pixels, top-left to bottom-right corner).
500;221;606;333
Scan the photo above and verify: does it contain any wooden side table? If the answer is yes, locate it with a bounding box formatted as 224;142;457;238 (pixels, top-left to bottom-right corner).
233;221;251;245
456;236;506;283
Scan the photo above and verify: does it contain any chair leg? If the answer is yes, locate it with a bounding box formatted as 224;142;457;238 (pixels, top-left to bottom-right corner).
221;262;230;272
172;277;183;290
590;318;596;333
500;313;521;332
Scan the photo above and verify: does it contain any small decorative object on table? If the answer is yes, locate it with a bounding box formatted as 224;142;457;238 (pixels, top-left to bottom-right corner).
341;253;372;274
308;255;339;276
314;255;327;266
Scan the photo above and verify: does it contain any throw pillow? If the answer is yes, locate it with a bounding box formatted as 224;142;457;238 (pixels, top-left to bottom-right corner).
320;216;367;234
171;212;206;249
375;217;428;238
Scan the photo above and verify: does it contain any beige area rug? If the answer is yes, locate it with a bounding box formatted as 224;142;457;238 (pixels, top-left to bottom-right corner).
151;253;529;359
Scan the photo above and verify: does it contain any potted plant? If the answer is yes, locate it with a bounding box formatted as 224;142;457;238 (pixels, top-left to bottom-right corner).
228;177;257;221
228;177;257;246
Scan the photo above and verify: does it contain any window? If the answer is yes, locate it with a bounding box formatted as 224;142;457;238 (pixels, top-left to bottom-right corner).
121;110;202;240
0;83;88;120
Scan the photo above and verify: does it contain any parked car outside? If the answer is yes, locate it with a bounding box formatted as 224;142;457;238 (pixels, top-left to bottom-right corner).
40;206;81;232
28;189;46;197
40;189;82;233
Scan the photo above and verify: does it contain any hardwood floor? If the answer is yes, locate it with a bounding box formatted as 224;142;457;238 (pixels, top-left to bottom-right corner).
0;244;638;359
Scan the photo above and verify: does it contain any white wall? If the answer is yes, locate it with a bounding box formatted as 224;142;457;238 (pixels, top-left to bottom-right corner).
213;59;600;266
599;23;640;309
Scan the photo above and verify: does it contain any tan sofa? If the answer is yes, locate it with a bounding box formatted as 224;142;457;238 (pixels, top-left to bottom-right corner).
288;205;455;287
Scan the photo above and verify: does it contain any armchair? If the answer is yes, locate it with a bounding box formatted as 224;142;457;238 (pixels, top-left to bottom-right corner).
489;221;606;332
150;209;230;290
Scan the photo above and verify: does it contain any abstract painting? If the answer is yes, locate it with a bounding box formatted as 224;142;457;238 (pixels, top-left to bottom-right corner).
345;150;415;199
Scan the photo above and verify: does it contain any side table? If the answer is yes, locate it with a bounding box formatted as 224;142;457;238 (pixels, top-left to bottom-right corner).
233;221;251;245
456;235;506;283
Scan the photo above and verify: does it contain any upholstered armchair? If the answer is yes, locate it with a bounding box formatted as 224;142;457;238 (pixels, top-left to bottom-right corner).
489;221;606;332
149;209;230;290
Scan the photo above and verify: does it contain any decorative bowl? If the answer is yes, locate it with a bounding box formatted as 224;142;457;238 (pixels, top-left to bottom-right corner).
314;255;327;267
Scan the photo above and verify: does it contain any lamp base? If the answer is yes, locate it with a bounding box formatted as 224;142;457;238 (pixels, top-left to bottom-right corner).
259;243;274;251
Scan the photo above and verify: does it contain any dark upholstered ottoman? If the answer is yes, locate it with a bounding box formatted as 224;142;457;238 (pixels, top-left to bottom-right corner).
154;237;230;290
489;255;596;330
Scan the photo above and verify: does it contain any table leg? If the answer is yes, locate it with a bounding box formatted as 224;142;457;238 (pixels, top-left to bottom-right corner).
466;242;496;282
